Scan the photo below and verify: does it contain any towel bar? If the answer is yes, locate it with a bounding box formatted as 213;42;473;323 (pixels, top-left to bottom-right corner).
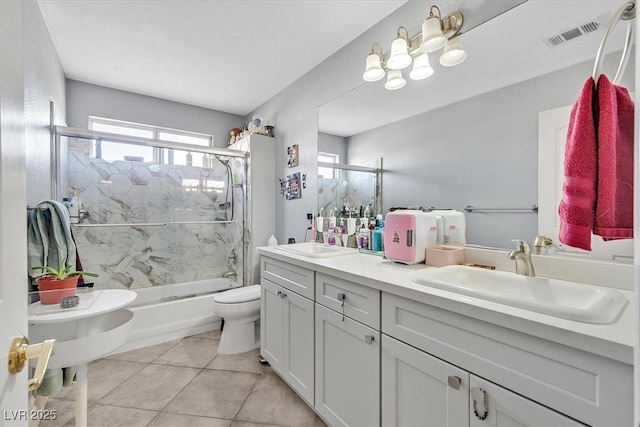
592;0;636;87
73;220;236;227
464;205;538;213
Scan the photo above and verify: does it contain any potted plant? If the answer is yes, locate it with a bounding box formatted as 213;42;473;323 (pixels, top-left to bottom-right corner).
32;264;99;305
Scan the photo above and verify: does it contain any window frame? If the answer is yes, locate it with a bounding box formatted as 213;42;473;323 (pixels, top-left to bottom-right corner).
88;116;214;165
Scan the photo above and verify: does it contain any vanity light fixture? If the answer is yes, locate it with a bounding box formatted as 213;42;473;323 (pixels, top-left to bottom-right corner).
439;36;468;67
409;53;434;80
362;4;466;90
362;43;385;82
385;69;406;90
419;6;448;53
387;27;412;70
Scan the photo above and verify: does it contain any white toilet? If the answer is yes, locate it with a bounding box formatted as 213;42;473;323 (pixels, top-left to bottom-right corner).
213;284;261;355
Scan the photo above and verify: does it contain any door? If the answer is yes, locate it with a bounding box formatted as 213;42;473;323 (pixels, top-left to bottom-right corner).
315;304;380;427
469;375;584;427
382;335;469;427
1;0;30;420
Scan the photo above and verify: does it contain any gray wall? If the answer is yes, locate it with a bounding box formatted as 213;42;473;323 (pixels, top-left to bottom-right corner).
23;1;67;205
66;80;244;148
246;0;412;243
318;132;347;163
347;55;635;249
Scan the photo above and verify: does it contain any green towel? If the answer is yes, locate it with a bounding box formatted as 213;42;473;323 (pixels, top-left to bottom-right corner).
27;201;78;396
27;200;76;278
36;368;62;396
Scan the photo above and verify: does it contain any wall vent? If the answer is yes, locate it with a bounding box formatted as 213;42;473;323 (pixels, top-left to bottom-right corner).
543;20;601;48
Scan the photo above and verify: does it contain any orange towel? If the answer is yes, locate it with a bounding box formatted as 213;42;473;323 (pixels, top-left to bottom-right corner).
559;78;597;251
594;74;634;240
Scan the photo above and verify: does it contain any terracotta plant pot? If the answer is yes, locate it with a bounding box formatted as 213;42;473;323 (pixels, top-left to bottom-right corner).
36;275;79;305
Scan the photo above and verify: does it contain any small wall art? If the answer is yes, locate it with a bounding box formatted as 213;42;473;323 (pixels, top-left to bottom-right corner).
287;144;299;168
285;172;302;200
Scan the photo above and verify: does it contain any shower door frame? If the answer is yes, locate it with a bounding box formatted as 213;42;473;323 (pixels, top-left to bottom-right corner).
52;125;250;285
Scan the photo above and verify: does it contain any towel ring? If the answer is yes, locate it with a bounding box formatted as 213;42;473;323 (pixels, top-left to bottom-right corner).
592;0;636;88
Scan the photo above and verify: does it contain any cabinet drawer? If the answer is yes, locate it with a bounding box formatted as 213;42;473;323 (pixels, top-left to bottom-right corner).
260;256;314;299
315;272;380;329
382;292;632;427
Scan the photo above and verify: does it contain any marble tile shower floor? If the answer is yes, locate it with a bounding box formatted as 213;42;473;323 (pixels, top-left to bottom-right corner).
39;330;326;427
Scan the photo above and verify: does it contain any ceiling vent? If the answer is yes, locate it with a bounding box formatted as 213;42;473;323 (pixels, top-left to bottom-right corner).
543;20;601;48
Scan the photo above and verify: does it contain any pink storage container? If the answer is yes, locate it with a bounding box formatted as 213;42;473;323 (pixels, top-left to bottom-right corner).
425;246;465;267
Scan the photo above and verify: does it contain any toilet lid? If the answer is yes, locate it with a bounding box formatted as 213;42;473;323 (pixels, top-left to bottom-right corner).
214;285;261;304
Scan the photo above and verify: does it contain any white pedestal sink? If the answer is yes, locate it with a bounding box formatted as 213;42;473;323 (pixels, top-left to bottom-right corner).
412;265;628;324
28;289;136;426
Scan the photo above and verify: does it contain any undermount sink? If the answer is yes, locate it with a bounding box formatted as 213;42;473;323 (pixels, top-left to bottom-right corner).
412;265;628;324
276;242;358;258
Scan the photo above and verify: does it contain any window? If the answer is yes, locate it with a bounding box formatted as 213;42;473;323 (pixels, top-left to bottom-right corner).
88;117;213;165
318;152;339;179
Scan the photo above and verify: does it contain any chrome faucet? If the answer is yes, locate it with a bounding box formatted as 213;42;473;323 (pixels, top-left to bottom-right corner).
508;239;535;277
532;235;553;255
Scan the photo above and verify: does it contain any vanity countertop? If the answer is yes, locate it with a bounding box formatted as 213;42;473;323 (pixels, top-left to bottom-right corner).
257;246;634;365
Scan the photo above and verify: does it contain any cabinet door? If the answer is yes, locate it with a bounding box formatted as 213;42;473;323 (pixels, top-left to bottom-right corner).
281;287;315;405
382;335;469;427
315;304;380;427
469;375;584;427
260;278;284;372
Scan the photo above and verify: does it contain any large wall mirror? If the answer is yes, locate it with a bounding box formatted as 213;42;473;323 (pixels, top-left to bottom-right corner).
318;0;635;261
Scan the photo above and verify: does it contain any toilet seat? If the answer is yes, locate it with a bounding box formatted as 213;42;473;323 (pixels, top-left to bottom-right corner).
214;285;260;304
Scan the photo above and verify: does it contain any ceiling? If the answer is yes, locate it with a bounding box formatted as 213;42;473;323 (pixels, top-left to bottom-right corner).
319;0;633;137
37;0;407;116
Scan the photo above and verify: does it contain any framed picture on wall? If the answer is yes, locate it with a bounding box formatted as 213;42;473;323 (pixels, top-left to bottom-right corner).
285;172;301;200
287;144;299;168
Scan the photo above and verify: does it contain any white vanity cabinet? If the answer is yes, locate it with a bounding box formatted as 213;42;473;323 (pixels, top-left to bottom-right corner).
382;334;582;427
260;257;315;405
382;292;632;427
257;250;633;427
314;273;381;427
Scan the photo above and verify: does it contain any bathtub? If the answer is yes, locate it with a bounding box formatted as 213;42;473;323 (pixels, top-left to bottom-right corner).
112;277;240;354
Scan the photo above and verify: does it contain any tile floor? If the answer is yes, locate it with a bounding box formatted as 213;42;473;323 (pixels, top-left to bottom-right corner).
40;330;327;427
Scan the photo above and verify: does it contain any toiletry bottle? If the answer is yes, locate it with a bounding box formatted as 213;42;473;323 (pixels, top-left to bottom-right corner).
186;152;193;166
328;209;336;229
364;204;370;219
372;227;383;252
339;219;346;234
368;221;375;250
357;224;369;249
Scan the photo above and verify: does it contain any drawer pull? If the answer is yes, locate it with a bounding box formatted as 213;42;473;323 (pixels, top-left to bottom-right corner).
277;290;282;297
364;335;375;345
447;375;461;390
471;387;488;420
337;293;347;321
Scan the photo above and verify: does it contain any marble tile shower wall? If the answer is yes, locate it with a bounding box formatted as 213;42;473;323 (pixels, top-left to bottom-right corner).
67;138;244;290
